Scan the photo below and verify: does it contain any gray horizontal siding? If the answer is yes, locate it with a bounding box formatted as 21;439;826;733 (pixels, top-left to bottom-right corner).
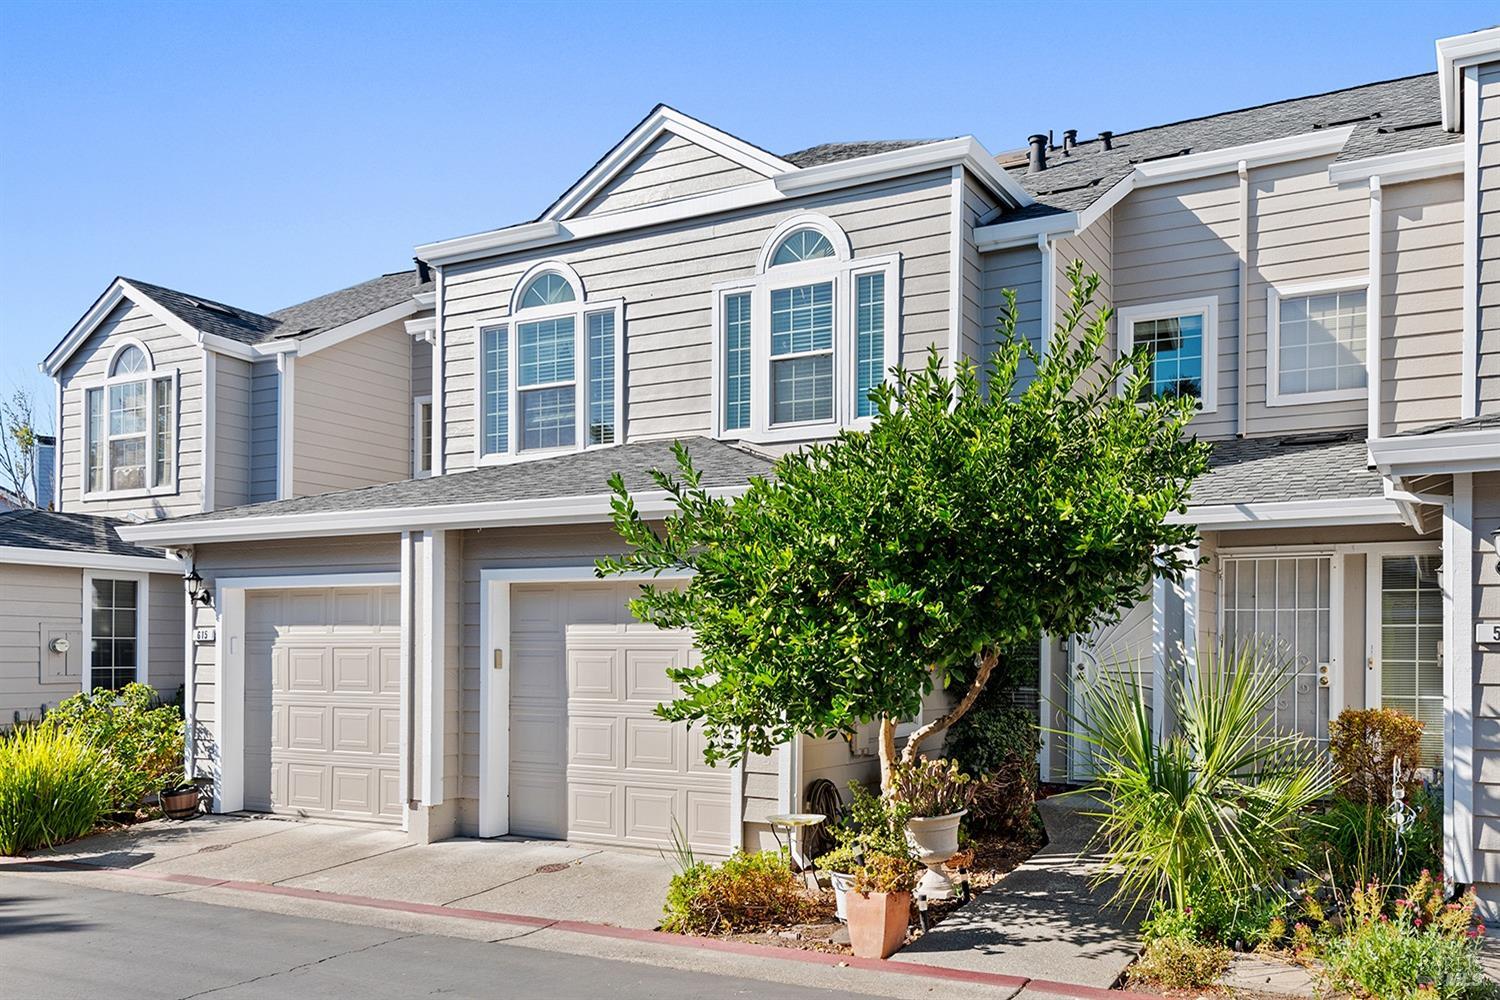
214;355;253;509
0;564;82;723
249;359;279;503
979;243;1044;390
576;132;765;217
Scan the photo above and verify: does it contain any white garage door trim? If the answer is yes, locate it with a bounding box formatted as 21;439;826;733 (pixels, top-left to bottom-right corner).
478;566;744;848
211;573;401;822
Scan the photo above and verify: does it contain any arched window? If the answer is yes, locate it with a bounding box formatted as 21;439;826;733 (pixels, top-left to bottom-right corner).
715;214;898;440
476;262;622;461
85;340;176;494
769;228;836;267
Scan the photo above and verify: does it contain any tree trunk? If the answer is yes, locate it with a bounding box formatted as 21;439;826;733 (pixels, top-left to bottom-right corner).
877;716;898;796
899;649;1001;767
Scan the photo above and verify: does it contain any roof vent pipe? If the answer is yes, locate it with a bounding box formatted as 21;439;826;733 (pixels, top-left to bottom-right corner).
1063;129;1078;154
1027;134;1048;173
1098;130;1113;151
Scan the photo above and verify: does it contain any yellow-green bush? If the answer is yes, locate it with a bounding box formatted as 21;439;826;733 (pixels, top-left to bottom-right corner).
661;850;814;934
0;724;110;855
1328;708;1424;806
1127;935;1233;989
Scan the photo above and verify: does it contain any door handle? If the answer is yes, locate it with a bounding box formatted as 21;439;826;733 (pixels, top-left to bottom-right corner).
493;648;504;671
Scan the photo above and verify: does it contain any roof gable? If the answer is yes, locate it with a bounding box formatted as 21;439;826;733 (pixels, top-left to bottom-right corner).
541;105;795;222
571;130;769;218
41;277;210;376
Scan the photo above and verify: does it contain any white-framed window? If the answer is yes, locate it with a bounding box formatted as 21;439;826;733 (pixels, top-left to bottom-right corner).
473;262;623;463
413;394;433;478
1116;297;1218;413
82;339;178;497
712;213;901;441
1266;277;1369;407
83;570;148;692
1367;550;1444;764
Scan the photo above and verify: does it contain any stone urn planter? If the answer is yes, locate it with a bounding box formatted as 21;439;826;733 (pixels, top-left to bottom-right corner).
845;889;911;959
905;810;966;900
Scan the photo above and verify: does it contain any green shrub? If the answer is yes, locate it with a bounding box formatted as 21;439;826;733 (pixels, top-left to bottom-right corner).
1306;781;1443;892
814;843;861;874
1127;935;1232;989
851;852;920;895
47;683;183;810
889;757;973;818
840;780;912;859
1329;708;1424;806
660;850;813;934
946;704;1041;837
0;724;110;855
1070;643;1333;912
1322;876;1493;1000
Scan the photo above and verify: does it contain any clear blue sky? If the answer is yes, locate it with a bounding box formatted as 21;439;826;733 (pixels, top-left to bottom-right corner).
1;0;1493;428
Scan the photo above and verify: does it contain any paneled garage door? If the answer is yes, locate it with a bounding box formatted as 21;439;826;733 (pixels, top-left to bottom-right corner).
244;587;402;825
508;582;731;852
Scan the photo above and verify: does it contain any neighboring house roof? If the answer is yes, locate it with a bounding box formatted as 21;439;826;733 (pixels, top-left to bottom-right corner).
161;437;774;525
1003;73;1451;214
782;140;948;168
0;508;171;561
1189;432;1383;506
1390;412;1500;437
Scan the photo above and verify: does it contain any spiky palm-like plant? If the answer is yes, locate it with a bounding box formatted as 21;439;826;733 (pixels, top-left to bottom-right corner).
1068;644;1333;912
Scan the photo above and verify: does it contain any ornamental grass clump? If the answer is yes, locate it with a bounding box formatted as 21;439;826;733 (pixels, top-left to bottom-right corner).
1069;643;1334;913
0;724;110;855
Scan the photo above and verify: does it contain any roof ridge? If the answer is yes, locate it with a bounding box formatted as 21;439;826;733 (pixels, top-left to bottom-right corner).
1105;71;1436;143
269;268;418;319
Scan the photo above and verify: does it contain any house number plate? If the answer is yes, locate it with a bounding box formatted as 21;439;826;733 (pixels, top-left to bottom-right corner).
1478;622;1500;645
194;627;217;644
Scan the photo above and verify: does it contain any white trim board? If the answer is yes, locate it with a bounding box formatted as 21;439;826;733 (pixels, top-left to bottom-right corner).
1263;275;1371;409
0;546;179;574
1437;27;1500;131
1327;143;1464;186
116;484;751;546
1173;496;1407;530
1368;428;1500;478
1116;296;1220;414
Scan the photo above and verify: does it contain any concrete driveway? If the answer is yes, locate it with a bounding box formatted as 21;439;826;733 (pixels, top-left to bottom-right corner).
26;814;677;929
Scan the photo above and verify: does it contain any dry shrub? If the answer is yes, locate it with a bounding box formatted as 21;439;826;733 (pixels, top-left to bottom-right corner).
1329;708;1423;805
1127;935;1233;989
661;850;814;934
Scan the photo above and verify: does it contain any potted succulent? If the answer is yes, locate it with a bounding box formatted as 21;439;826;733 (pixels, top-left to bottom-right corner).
814;842;862;921
893;757;974;900
160;779;202;820
845;852;919;959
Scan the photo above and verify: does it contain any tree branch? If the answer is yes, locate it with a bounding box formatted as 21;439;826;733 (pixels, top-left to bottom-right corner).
899;650;1000;766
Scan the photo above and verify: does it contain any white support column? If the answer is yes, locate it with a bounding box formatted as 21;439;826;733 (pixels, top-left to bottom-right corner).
398;531;414;810
1462;65;1480;421
1445;474;1477;887
1151;577;1169;743
421;529;447;807
213;586;245;814
432;265;446;476
276;352;295;499
1038;635;1056;780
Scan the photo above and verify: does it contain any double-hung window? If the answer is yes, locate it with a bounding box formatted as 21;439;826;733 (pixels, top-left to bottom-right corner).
84;341;177;496
86;572;146;692
476;264;623;462
1266;278;1368;406
1116;297;1218;413
715;214;901;440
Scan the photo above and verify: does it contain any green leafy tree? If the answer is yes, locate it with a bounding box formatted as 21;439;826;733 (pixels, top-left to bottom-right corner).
598;263;1210;792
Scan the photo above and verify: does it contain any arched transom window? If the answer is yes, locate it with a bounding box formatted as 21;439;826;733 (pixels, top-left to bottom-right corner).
84;340;176;494
475;263;623;461
715;214;900;440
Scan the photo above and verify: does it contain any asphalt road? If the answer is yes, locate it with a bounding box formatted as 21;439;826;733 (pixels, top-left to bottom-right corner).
0;879;874;1000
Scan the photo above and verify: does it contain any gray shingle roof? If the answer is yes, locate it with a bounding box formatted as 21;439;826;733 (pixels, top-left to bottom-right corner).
1001;73;1454;214
165;437;774;525
1391;412;1500;437
782;140;949;168
123;270;429;347
1189;432;1383;506
0;509;171;561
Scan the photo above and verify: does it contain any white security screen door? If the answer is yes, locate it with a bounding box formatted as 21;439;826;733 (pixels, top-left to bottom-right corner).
1219;555;1335;751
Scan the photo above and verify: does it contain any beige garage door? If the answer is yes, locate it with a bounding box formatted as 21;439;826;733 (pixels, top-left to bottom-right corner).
244;587;402;825
508;582;730;852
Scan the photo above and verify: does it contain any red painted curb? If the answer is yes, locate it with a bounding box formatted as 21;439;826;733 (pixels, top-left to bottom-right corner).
5;855;1150;996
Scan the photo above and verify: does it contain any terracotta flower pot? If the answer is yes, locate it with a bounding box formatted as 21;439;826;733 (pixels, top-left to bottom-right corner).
845;889;910;959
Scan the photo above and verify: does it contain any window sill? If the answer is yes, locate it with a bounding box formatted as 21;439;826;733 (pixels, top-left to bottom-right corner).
81;486;179;502
1264;388;1366;408
474;442;621;467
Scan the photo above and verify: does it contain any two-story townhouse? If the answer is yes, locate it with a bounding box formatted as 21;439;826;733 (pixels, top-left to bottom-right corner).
5;271;435;725
104;29;1500;909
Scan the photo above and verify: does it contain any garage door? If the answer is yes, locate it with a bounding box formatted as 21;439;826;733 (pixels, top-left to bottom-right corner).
244;587;402;825
508;582;731;852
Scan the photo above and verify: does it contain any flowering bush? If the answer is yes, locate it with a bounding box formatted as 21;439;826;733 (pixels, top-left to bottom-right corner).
1322;873;1492;1000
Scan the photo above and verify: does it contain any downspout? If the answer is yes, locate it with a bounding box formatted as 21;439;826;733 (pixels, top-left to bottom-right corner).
1236;160;1250;437
1037;233;1056;355
1366;176;1383;441
52;377;62;511
432;264;446;476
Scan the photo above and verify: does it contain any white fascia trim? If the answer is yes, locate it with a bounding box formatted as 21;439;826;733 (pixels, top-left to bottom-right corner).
1437;27;1500;131
115;485;751;546
418;139;1029;267
413;291;436;308
543;106;795;223
0;546;180;573
1327;142;1464;186
276;353;295;499
974;127;1356;251
258;299;421;358
405;316;437;342
1172;496;1405;530
42;279;205;376
1463;64;1480;420
1368;429;1500;477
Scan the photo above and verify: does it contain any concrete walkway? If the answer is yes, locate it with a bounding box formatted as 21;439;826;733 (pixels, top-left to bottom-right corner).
892;795;1141;988
22;813;676;928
